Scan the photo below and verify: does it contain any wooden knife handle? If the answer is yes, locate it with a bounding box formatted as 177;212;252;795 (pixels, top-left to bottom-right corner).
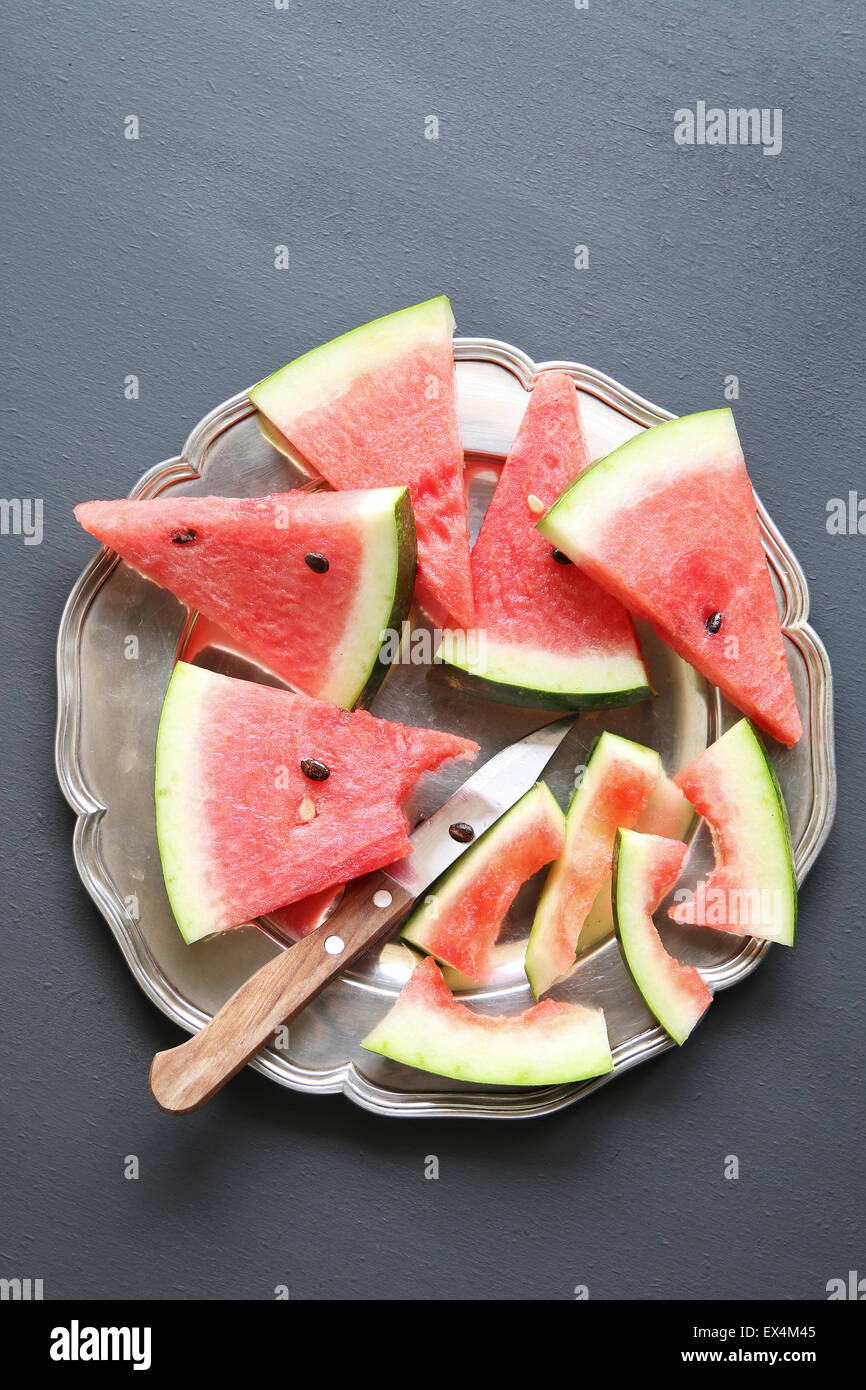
149;870;414;1114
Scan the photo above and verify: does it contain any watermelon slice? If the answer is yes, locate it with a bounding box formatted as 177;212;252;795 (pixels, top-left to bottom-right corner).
400;782;565;983
579;773;695;952
155;662;478;943
75;488;416;709
525;733;660;999
361;956;613;1086
538;409;802;746
249;298;475;628
669;719;797;945
438;371;650;708
613;830;712;1045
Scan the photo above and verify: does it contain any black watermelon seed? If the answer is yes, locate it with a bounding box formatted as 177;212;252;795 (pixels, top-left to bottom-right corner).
300;758;330;781
304;552;330;573
449;822;475;844
170;527;197;544
552;548;572;565
706;611;723;634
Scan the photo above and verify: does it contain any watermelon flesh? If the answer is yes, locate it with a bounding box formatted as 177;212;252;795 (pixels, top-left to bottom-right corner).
400;782;565;983
75;488;416;709
249;298;475;629
361;956;613;1086
264;888;342;941
539;410;802;746
613;830;712;1045
439;371;649;708
525;733;660;999
669;719;797;945
155;662;478;943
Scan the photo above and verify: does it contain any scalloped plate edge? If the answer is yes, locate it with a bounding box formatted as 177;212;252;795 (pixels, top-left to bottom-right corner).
55;340;837;1118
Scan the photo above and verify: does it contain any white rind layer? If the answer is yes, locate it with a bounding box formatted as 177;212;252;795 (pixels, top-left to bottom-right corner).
437;630;649;701
317;487;408;706
362;994;613;1085
676;719;796;945
155;663;225;944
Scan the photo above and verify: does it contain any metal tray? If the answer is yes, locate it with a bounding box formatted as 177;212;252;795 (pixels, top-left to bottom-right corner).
55;339;836;1119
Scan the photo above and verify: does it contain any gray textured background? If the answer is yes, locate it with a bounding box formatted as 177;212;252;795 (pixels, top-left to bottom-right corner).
2;0;863;1300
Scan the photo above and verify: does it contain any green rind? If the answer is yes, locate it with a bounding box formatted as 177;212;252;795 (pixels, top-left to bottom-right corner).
154;663;218;944
249;297;455;425
350;486;417;709
612;829;708;1046
745;723;798;947
525;733;661;998
400;782;564;963
361;999;613;1086
680;719;797;946
437;632;652;712
764;758;798;944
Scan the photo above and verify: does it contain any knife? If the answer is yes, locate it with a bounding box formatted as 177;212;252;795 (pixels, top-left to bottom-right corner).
149;716;575;1113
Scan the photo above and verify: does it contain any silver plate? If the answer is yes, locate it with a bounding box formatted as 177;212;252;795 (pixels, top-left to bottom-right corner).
55;339;836;1119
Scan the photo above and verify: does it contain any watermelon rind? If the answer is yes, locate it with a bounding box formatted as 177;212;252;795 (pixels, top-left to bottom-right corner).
525;733;661;999
578;773;696;952
155;662;224;943
613;829;712;1045
672;718;797;946
399;781;565;975
361;960;613;1086
249;297;455;432
437;631;652;711
344;485;417;709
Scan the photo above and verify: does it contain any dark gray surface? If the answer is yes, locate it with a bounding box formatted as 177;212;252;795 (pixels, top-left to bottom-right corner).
2;0;863;1300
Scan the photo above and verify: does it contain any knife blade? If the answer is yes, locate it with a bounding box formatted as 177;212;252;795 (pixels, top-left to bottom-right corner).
149;715;576;1113
385;715;576;897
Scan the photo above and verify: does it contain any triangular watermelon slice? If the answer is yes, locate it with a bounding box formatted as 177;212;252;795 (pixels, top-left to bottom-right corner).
249;297;475;628
75;488;416;709
438;372;649;708
155;663;478;942
539;409;802;745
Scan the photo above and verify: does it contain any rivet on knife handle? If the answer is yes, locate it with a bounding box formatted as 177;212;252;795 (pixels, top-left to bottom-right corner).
149;871;413;1114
